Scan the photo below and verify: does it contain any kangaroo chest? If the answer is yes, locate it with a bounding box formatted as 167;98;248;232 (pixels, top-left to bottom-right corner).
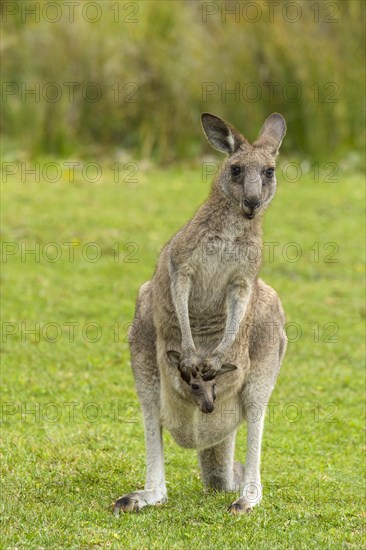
187;234;259;324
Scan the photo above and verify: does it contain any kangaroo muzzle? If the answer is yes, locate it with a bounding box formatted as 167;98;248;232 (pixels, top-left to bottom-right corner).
201;401;215;414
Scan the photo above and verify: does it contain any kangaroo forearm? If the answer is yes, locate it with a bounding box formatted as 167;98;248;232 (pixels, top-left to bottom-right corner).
214;287;251;356
170;272;195;351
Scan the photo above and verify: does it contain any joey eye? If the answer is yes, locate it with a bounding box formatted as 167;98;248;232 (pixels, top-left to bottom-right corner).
231;165;241;176
191;384;199;390
264;167;274;178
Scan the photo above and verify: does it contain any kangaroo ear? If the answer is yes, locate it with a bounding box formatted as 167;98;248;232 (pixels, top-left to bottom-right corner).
218;363;237;375
167;350;181;369
167;350;191;385
201;113;246;155
253;113;286;155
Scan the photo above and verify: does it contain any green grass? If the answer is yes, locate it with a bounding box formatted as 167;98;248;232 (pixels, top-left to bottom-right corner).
1;162;365;549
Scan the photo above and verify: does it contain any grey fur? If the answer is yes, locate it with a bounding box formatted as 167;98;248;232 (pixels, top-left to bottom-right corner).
114;113;287;515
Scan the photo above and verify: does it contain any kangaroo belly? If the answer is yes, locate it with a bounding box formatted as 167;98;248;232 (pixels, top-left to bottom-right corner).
160;393;244;450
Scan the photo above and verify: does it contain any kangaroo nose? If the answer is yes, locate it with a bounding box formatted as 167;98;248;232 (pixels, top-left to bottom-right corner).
244;199;261;209
203;402;214;414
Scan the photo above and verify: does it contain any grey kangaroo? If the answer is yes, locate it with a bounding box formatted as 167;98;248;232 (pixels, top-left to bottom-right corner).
114;112;287;515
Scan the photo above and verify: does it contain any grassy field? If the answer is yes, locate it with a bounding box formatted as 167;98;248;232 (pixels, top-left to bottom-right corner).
1;161;365;549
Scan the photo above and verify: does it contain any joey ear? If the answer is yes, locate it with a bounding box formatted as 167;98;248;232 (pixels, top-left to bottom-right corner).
217;363;237;375
167;350;181;369
201;113;246;155
253;113;286;154
167;350;191;384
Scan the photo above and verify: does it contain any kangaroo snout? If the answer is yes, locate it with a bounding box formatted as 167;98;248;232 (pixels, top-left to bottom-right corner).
242;198;261;219
244;199;261;210
201;401;215;414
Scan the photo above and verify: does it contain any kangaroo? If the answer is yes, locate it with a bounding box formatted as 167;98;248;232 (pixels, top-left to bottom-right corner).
166;349;238;414
114;112;287;515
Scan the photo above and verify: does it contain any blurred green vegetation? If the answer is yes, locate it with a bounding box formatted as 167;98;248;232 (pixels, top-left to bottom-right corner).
1;0;365;161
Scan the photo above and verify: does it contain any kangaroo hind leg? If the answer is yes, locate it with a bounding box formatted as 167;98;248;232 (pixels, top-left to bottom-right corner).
114;281;167;513
198;431;244;493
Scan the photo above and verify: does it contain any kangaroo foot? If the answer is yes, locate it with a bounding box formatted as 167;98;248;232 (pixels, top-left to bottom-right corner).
228;496;253;515
113;489;167;514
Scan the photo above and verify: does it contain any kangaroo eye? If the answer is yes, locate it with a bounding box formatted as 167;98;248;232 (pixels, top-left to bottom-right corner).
231;165;241;176
191;384;199;390
264;167;274;178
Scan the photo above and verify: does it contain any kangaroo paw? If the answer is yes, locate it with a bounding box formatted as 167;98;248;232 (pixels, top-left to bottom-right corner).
113;489;167;514
228;497;253;515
